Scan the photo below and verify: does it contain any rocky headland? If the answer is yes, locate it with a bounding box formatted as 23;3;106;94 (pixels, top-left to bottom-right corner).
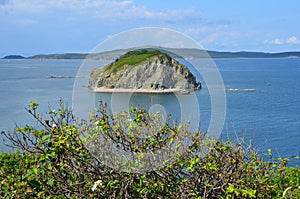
88;50;201;94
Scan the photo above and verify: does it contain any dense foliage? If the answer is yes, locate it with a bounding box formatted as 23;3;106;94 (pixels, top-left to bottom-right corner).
0;100;299;198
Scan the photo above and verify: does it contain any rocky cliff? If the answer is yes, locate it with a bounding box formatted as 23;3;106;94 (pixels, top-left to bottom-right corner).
89;50;201;93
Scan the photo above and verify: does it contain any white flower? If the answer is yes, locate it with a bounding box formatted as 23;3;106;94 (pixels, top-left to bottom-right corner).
92;180;102;192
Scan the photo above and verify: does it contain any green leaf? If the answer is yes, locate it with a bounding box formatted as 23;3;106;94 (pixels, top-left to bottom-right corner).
28;100;39;110
226;184;234;193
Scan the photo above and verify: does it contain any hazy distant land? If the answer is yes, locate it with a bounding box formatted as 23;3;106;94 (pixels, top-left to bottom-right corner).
3;47;300;60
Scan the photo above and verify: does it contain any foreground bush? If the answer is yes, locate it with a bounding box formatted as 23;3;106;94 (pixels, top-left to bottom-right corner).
0;100;299;198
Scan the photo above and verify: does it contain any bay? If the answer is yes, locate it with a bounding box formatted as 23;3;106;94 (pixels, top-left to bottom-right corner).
0;58;299;166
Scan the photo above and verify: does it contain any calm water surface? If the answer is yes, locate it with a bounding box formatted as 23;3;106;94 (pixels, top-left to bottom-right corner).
0;58;299;166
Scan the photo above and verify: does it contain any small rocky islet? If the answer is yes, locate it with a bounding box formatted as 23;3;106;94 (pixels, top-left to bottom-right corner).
88;49;201;94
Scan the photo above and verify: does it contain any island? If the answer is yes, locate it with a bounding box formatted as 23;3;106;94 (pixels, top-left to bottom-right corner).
3;55;25;59
88;49;201;94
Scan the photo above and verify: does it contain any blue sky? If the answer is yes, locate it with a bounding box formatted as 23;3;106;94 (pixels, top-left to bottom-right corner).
0;0;299;57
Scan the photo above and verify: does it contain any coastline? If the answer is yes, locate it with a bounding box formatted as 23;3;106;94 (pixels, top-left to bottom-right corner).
92;87;194;94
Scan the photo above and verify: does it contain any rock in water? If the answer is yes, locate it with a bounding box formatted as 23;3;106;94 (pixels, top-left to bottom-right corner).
89;50;201;93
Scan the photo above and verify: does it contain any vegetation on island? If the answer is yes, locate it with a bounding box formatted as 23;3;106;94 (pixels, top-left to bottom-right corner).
0;100;299;198
103;49;167;73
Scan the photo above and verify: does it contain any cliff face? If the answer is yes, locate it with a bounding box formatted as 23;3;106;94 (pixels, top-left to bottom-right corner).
89;50;201;92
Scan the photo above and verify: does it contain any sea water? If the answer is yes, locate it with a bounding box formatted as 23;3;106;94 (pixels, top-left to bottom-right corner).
0;58;299;166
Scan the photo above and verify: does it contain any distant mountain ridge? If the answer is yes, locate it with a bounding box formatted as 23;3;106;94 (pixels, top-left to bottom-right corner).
3;47;300;60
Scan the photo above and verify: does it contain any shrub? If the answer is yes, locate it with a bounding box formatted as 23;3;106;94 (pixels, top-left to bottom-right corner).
0;100;299;198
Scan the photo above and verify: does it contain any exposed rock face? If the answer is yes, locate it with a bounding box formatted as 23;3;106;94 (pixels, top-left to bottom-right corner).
89;51;201;92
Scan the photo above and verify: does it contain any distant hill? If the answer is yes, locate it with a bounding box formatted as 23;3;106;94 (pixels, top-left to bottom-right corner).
206;51;300;59
3;55;25;59
3;47;300;60
28;53;88;59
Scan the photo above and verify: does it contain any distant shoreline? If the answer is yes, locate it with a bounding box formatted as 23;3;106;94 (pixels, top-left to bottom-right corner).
2;47;300;60
2;57;300;61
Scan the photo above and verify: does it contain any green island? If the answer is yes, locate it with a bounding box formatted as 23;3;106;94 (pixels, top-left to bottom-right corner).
89;49;201;93
0;100;299;198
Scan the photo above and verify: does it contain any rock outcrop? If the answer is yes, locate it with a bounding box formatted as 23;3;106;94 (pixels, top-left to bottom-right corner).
89;50;201;93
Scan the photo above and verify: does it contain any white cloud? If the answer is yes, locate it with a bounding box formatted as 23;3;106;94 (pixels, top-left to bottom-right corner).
273;38;283;45
0;0;199;23
0;0;45;13
286;36;300;44
264;36;300;45
264;38;283;45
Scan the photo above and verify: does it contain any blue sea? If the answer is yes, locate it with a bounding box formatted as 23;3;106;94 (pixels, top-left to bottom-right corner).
0;58;299;166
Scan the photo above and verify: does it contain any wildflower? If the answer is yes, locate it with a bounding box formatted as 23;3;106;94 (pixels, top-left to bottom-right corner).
92;180;102;192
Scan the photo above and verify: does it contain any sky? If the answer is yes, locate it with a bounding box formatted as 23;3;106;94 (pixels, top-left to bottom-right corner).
0;0;299;57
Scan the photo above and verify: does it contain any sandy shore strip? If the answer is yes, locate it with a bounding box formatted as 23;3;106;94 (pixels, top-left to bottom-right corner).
92;87;193;94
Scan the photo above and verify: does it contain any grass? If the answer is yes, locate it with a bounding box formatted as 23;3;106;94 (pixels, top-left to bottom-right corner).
105;49;167;73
